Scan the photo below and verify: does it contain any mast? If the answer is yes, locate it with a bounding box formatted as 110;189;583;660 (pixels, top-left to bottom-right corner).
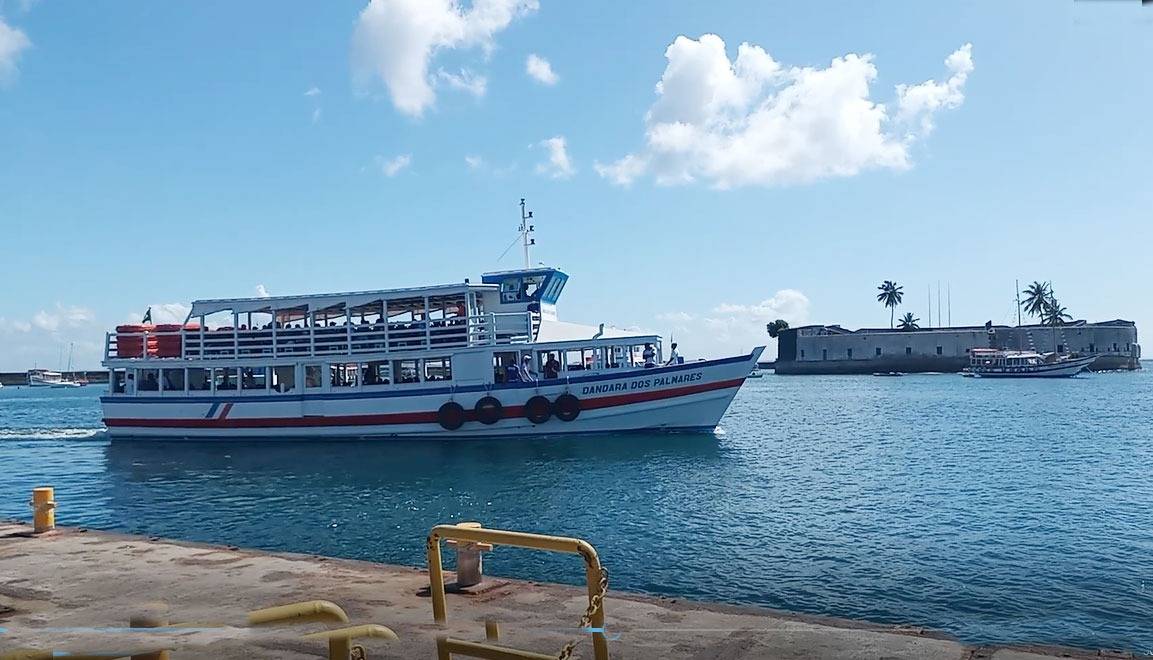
937;281;942;328
927;284;932;329
518;198;536;269
947;283;951;327
1015;279;1022;326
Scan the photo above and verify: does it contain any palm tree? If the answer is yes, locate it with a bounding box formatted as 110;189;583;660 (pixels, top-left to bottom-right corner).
876;280;904;328
1021;281;1050;321
1041;295;1072;326
897;312;920;330
766;319;790;339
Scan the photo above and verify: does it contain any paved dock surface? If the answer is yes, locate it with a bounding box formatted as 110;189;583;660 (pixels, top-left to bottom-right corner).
0;523;1132;659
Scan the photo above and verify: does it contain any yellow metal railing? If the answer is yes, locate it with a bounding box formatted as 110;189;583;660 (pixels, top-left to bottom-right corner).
427;523;609;660
0;600;396;660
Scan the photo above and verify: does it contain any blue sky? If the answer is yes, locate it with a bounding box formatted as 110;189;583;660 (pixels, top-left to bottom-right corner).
0;0;1150;370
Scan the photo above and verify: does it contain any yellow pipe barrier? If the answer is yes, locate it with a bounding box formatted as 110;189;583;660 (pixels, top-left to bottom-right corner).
427;524;608;660
246;600;350;626
436;637;556;660
30;487;55;534
1;652;140;660
302;624;399;659
129;611;170;660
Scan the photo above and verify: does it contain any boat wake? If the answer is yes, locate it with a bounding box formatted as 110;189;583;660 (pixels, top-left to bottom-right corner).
0;428;106;441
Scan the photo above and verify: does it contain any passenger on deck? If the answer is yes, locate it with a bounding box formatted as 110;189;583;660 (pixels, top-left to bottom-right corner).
544;354;561;379
643;343;656;368
665;342;680;366
140;372;159;391
504;362;522;383
520;355;537;382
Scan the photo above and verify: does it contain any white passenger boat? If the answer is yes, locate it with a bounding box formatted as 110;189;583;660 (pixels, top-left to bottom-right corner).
966;349;1095;378
28;369;84;388
100;267;763;439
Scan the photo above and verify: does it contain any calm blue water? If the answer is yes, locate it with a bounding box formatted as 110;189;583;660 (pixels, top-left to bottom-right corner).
1;371;1151;652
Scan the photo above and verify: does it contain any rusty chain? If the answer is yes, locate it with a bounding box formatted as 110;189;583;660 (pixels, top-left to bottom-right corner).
556;566;609;660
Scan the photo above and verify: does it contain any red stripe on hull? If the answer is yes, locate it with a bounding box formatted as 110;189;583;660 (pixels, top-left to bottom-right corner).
103;378;745;429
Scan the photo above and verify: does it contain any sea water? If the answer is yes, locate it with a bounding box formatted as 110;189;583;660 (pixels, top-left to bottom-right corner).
1;370;1151;652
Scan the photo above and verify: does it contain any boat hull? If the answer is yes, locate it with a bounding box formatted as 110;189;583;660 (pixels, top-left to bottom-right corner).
101;350;762;440
970;356;1095;378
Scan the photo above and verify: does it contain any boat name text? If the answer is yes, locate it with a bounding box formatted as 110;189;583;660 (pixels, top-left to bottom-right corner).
580;371;703;395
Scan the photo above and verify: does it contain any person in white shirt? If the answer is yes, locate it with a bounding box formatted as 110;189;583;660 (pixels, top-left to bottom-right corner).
665;342;680;366
520;354;537;382
642;343;656;368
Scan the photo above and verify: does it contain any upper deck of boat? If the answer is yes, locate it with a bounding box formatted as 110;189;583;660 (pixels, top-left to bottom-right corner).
102;268;656;365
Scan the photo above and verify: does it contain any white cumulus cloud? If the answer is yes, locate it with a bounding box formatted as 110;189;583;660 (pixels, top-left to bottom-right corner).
535;135;574;179
464;154;485;169
596;35;973;189
377;153;412;177
30;305;95;333
351;0;538;117
255;284;271;298
525;53;558;85
657;289;810;359
304;86;321;97
0;17;31;85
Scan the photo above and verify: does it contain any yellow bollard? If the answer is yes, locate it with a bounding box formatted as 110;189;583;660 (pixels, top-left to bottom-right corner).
30;487;55;534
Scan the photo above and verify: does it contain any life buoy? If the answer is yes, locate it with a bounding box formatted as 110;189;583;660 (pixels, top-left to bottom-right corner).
553;393;581;422
437;402;466;430
524;395;552;424
474;396;503;425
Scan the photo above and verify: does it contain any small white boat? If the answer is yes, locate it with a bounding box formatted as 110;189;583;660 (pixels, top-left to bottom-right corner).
967;349;1094;378
28;369;84;388
872;372;903;377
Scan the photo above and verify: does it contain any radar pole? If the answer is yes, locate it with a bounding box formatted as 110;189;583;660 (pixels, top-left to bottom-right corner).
519;198;536;269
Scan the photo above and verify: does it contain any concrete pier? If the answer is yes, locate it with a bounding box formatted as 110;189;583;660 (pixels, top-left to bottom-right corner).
0;523;1127;659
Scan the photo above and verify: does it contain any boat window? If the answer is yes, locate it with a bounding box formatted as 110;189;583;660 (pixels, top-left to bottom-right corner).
500;278;523;303
847;348;853;359
271;366;295;393
162;369;185;392
188;368;210;391
936;346;943;355
875;347;882;357
138;368;160;391
493;352;519;382
241;367;267;391
564;350;585;371
214;368;237;390
424;357;452;382
305;365;323;389
330;363;357;387
111;369;126;394
905;347;912;356
361;361;390;386
216;366;237;389
394;359;421;384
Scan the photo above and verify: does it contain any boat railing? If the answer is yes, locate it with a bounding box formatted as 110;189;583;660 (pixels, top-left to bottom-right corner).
103;312;534;362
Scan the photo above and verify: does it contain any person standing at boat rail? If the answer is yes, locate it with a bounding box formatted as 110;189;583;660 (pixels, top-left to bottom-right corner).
666;342;681;366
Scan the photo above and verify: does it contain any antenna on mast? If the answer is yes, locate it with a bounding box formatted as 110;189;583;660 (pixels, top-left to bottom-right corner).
518;198;536;269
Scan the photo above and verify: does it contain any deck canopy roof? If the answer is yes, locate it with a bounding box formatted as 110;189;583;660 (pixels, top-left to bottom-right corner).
189;282;496;318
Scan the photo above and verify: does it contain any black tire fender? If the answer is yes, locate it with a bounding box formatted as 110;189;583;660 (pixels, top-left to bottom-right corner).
553;393;581;422
474;396;503;425
437;401;466;430
524;395;552;424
